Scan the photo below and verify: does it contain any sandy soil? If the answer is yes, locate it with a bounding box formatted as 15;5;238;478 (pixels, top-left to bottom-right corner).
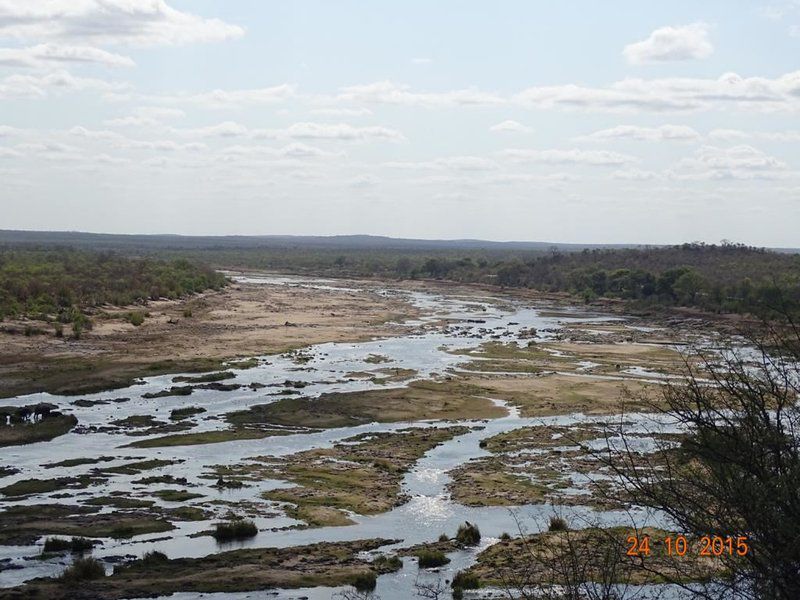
0;279;419;398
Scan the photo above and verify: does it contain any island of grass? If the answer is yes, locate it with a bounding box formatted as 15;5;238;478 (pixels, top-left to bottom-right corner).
211;426;470;527
0;404;77;447
463;526;724;588
0;504;173;545
226;379;507;430
0;539;401;599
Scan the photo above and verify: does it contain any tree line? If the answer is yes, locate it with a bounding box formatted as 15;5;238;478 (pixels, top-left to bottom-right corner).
0;247;228;323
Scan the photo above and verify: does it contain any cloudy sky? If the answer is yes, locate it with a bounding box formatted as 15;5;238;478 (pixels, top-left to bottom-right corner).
1;1;799;245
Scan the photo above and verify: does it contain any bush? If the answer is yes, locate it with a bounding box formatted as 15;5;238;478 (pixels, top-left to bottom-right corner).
548;515;569;532
372;554;402;571
141;550;168;564
451;569;480;589
417;549;450;568
43;537;94;553
499;531;511;540
455;521;481;546
351;571;377;591
60;557;105;583
438;533;449;542
212;518;258;542
127;311;145;326
53;322;63;338
183;308;193;318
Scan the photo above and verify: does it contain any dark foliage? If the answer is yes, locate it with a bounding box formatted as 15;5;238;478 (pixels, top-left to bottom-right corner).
0;247;227;322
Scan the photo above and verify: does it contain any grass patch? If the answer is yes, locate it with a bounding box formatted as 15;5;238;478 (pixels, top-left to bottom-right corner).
125;428;287;448
42;456;115;469
212;519;258;542
549;515;569;531
84;496;155;509
227;380;506;429
456;522;481;546
60;557;105;583
0;414;77;447
417;549;450;568
153;489;203;502
142;386;194;399
169;406;207;421
173;371;235;384
42;537;94;553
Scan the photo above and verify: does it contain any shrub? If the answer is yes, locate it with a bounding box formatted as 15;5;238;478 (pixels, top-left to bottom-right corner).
417;549;449;568
452;569;480;589
499;531;511;540
43;537;93;553
141;550;168;564
127;311;145;326
455;521;481;546
60;557;105;583
53;322;63;338
183;308;193;318
351;571;377;591
372;554;402;571
438;533;449;542
212;518;258;542
548;515;569;532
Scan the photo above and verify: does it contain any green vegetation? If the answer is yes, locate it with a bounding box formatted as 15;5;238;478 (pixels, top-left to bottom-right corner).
451;569;481;590
212;519;258;542
60;557;105;583
152;489;203;502
0;413;77;447
126;311;146;326
42;537;94;553
125;428;290;448
173;371;235;383
0;248;227;323
168;242;799;317
351;571;377;591
455;522;481;546
417;549;450;568
169;406;207;420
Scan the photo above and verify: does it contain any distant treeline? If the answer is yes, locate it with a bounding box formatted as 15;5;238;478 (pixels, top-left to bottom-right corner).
186;242;800;317
0;248;228;322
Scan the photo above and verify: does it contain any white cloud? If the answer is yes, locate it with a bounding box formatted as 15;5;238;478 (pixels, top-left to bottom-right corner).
581;124;700;142
670;144;789;179
611;168;661;180
0;0;244;47
337;81;504;107
155;84;296;108
623;23;713;64
310;107;372;117
349;174;380;187
69;125;125;140
384;156;498;171
0;125;21;136
187;121;249;138
275;122;405;142
512;70;800;113
411;57;433;64
499;148;638;166
0;43;134;68
0;146;22;158
489;120;532;133
708;128;800;142
0;69;128;99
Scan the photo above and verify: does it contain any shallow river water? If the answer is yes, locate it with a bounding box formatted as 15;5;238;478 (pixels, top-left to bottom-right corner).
0;275;684;598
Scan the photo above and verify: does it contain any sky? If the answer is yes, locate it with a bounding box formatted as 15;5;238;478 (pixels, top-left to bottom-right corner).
1;1;799;246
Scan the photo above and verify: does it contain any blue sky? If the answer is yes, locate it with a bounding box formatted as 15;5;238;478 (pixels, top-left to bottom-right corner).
1;1;799;245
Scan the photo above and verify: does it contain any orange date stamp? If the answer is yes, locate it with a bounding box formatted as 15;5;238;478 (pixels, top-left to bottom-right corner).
626;534;750;557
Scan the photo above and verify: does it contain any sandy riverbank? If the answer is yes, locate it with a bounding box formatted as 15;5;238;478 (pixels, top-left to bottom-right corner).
0;277;419;398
